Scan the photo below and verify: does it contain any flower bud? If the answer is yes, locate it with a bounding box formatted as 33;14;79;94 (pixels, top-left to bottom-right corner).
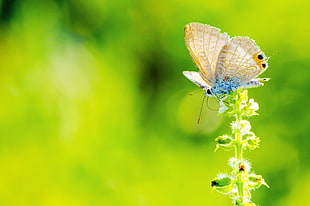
248;174;269;190
229;158;251;172
238;161;251;172
216;135;232;144
215;135;234;151
245;134;260;150
211;175;235;194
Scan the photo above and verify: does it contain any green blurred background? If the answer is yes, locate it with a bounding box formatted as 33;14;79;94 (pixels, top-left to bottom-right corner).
0;0;309;205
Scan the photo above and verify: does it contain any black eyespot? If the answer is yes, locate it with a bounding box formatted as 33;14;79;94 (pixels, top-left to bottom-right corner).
262;63;267;68
257;54;264;60
206;89;212;95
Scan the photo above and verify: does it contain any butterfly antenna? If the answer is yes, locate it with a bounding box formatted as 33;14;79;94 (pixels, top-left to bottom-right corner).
268;51;277;59
197;95;206;124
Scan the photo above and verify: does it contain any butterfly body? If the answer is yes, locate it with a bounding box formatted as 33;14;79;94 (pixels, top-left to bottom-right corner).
211;77;241;95
183;23;269;97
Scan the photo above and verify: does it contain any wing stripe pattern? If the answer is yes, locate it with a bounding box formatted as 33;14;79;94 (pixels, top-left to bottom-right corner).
185;24;212;85
185;23;229;85
216;37;267;84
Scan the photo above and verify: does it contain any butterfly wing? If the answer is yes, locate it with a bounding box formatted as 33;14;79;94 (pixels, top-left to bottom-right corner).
185;23;230;85
182;71;211;90
215;37;268;84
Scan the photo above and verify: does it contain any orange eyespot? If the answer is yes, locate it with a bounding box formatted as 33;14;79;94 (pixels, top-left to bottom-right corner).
253;53;268;69
253;53;266;63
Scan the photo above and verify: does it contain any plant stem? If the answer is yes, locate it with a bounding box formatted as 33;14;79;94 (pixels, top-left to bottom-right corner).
235;114;244;205
234;97;246;205
212;89;268;205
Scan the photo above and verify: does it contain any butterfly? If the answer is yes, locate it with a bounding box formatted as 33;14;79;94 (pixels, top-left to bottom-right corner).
183;23;270;96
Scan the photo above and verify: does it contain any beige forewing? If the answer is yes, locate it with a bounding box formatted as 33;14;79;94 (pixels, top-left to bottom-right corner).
185;23;230;85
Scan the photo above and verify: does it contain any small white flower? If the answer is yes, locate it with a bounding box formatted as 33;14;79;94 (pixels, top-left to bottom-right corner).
231;120;251;135
228;157;237;169
240;120;251;135
240;160;252;172
249;99;259;111
230;121;238;131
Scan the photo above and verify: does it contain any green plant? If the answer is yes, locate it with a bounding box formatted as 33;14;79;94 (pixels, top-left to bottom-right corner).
211;88;269;206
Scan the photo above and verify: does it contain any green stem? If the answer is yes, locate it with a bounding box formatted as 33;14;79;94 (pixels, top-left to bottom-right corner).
212;89;266;205
235;102;245;205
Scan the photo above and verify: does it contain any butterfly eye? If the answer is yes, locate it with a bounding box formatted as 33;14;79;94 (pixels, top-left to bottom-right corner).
206;89;212;95
257;54;264;60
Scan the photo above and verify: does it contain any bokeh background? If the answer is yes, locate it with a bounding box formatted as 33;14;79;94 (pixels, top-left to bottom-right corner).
0;0;309;205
